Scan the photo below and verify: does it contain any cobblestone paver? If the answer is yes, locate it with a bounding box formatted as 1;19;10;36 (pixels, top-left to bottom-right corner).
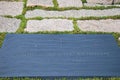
0;1;23;16
114;0;120;4
57;0;83;7
77;19;120;33
25;19;74;32
27;0;54;7
86;0;113;5
84;3;120;7
0;17;21;32
25;9;120;18
0;0;120;34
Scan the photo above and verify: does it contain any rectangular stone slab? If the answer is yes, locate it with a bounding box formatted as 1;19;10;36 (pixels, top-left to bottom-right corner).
0;34;120;77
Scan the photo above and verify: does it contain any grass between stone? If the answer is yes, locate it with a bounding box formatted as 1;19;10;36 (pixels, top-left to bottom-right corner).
26;5;120;11
0;33;6;48
16;0;27;33
53;0;59;8
0;0;120;79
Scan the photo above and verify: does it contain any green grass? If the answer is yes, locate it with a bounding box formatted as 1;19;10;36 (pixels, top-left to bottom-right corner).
26;5;120;11
26;15;120;21
73;20;80;33
27;17;43;20
15;0;27;33
113;33;120;46
70;15;120;20
81;0;87;3
16;16;27;33
0;33;6;48
53;0;59;8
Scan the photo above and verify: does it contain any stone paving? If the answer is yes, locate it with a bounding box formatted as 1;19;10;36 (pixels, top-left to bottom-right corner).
0;1;23;16
57;0;83;7
84;3;120;7
25;9;120;18
86;0;113;5
86;0;120;4
25;19;73;32
77;19;120;33
27;0;54;7
0;17;21;32
0;0;120;34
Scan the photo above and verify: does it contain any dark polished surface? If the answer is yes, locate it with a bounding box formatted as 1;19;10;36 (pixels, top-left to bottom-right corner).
0;34;120;77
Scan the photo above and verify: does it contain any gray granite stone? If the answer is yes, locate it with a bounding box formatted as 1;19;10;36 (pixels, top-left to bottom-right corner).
0;17;21;32
84;3;120;7
86;0;113;5
25;8;120;18
57;0;83;7
0;0;22;1
77;19;120;33
27;0;54;7
25;19;74;32
114;0;120;4
0;1;23;16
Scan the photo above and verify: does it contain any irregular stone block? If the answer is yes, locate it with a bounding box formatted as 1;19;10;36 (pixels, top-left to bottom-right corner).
25;19;74;32
27;0;54;7
84;3;120;7
77;19;120;33
25;9;120;18
0;17;21;32
0;1;23;16
57;0;83;7
114;0;120;3
86;0;113;4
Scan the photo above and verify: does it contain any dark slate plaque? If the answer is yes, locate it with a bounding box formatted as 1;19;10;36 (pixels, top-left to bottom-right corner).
0;34;120;77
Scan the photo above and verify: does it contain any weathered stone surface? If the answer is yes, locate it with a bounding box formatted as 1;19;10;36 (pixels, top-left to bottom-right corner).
77;19;120;33
86;0;113;4
0;17;21;32
0;1;23;16
0;0;22;1
57;0;83;7
84;3;120;7
114;0;120;3
25;19;74;32
25;8;120;18
84;3;104;7
27;0;54;7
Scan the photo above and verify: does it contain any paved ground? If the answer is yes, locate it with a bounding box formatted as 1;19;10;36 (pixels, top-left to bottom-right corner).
0;0;120;39
0;16;21;32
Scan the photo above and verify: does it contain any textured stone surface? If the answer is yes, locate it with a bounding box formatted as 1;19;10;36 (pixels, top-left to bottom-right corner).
77;19;120;33
0;1;23;16
84;3;104;7
114;0;120;3
25;8;120;18
0;17;21;32
84;3;120;7
86;0;113;5
57;0;83;7
0;0;22;1
27;0;54;7
25;19;74;32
